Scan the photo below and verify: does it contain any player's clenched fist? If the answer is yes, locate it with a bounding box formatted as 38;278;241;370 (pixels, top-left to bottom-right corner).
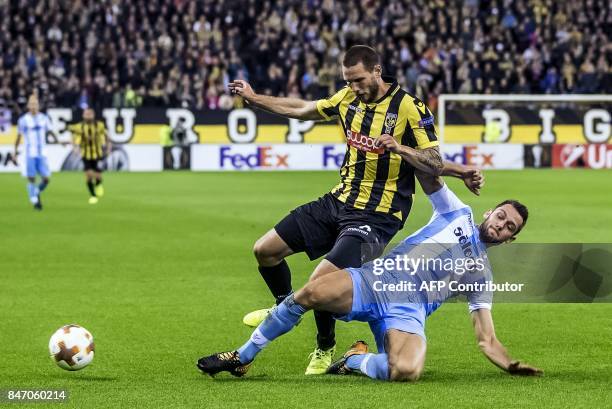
228;80;256;100
375;134;401;153
463;168;485;196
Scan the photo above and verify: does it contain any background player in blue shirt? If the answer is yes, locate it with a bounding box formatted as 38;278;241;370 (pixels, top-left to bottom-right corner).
197;170;542;381
13;94;59;210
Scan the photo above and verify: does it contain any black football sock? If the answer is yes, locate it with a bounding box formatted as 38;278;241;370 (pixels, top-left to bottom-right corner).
87;180;96;196
95;178;102;185
258;260;292;305
314;310;336;350
38;180;49;192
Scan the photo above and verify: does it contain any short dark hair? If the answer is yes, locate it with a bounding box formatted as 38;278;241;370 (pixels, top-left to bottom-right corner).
495;199;529;235
343;45;380;71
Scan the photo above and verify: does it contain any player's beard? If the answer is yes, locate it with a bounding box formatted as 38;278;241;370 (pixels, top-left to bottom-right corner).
478;221;502;244
360;82;380;103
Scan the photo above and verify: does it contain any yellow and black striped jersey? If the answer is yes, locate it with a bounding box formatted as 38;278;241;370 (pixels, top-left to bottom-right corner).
69;121;107;160
316;77;439;222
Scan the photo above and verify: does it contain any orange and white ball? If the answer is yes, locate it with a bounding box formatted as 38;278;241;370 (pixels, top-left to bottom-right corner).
48;324;95;371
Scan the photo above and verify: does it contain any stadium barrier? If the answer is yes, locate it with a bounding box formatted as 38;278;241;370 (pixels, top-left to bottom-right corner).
1;143;611;173
0;98;609;172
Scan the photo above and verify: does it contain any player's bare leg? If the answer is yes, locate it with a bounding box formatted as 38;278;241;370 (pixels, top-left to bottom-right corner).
294;269;353;313
198;270;353;377
253;229;294;267
328;329;426;382
385;329;426;381
309;259;339;281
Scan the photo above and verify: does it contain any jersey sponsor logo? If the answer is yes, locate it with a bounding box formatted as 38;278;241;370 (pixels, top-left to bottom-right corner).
346;130;384;154
453;220;482;275
24;124;45;132
454;226;475;258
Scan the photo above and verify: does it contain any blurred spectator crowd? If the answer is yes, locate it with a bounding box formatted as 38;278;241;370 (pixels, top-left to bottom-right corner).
0;0;609;114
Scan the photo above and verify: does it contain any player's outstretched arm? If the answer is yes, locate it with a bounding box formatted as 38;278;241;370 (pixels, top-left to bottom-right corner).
471;308;543;376
442;162;485;195
228;80;323;121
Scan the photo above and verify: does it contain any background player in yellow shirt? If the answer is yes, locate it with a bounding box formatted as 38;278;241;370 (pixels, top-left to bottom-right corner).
69;108;111;204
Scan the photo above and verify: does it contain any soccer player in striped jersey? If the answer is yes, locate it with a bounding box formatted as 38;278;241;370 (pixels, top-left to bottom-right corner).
197;172;542;381
229;45;484;374
69;108;110;204
13;95;59;210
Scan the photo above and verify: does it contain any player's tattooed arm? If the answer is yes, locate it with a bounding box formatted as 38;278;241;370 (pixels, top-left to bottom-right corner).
412;147;444;176
375;134;444;176
228;80;323;121
472;309;543;376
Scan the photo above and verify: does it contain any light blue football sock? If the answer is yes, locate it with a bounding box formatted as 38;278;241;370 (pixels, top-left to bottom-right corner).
27;183;39;203
346;353;367;370
346;353;390;380
237;294;307;364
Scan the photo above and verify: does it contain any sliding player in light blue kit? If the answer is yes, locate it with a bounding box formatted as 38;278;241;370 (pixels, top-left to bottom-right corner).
197;169;542;381
14;95;59;210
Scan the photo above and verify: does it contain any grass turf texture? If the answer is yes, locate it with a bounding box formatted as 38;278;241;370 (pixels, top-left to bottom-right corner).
0;170;611;409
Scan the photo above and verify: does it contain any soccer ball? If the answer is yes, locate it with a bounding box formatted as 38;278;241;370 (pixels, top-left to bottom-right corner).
48;324;95;371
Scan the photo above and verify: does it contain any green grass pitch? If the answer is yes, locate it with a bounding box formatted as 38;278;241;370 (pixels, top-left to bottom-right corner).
1;169;611;408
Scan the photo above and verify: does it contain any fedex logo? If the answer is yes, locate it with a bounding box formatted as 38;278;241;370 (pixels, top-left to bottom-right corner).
346;130;384;154
220;146;289;169
323;146;344;168
444;146;494;167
